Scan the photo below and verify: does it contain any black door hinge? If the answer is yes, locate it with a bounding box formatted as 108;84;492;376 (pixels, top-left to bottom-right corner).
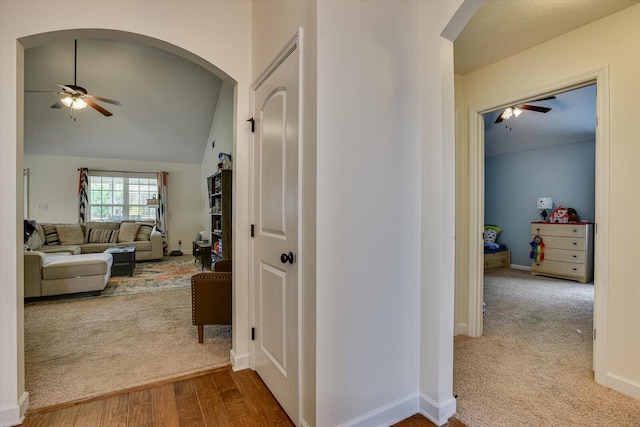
251;327;256;341
251;224;255;237
247;117;255;133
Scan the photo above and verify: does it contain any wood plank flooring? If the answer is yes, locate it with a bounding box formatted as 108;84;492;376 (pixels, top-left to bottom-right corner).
20;367;465;427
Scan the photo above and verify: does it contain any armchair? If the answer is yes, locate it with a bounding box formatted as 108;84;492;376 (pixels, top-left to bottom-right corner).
190;260;232;343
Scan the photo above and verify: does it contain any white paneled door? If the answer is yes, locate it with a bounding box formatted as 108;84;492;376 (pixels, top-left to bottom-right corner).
252;34;300;424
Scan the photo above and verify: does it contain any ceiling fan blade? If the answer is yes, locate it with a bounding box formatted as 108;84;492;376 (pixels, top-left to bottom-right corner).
51;100;64;109
528;95;556;103
519;104;551;113
25;90;61;94
56;83;79;94
494;114;504;124
84;94;122;106
85;99;113;116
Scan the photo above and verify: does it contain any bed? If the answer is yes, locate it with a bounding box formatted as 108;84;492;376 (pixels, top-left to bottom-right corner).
483;225;511;271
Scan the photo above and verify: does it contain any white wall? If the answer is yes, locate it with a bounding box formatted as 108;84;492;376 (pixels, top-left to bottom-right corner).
24;154;203;253
457;3;640;399
0;2;251;425
201;81;234;233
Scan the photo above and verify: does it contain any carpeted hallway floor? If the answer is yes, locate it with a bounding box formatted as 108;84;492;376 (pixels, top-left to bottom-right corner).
453;268;640;426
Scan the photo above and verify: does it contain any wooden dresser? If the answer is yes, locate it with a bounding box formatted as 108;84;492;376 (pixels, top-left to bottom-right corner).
530;222;594;283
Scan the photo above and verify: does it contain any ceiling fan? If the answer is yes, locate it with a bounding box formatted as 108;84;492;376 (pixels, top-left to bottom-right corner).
26;39;122;119
494;95;556;124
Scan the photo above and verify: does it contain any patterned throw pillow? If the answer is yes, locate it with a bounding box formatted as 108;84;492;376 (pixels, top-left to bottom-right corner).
42;224;60;245
135;224;154;241
85;228;119;244
483;225;502;244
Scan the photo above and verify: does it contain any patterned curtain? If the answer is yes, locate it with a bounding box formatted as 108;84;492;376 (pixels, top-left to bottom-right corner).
156;171;169;255
78;167;89;224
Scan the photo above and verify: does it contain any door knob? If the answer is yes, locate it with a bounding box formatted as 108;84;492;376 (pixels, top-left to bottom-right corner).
280;252;294;264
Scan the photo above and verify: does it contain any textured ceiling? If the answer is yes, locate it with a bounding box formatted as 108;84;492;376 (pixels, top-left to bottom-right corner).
454;0;639;75
24;38;224;164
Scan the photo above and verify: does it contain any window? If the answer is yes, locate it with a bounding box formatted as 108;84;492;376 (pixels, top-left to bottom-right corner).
88;174;158;221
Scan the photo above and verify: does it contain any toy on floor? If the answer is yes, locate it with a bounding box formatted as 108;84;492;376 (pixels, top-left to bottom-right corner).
529;235;545;262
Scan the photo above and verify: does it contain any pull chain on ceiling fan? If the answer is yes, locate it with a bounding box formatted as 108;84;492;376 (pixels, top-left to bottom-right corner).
26;39;122;119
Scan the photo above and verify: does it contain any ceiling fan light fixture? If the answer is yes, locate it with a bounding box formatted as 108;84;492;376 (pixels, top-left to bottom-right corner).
501;107;513;120
513;107;523;117
61;96;87;110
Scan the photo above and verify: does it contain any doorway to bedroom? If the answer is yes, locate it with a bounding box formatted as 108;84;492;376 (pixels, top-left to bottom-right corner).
473;82;597;405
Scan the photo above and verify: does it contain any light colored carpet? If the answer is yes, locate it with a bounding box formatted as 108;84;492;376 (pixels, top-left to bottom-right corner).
25;286;231;410
454;268;640;426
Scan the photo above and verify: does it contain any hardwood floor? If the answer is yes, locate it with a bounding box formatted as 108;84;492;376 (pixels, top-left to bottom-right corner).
20;367;466;427
21;367;293;427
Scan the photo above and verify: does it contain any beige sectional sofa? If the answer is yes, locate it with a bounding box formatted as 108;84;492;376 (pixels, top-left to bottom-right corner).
24;220;163;298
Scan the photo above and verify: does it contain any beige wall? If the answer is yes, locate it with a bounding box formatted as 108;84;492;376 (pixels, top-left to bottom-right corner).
456;4;640;398
24;154;203;253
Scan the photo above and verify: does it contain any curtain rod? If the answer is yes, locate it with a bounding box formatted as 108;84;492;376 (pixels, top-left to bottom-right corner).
78;168;168;175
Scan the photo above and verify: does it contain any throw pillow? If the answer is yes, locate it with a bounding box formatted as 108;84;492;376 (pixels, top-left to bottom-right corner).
118;222;140;243
56;224;85;245
135;224;154;241
26;232;43;250
483;225;502;244
85;228;119;244
42;224;60;245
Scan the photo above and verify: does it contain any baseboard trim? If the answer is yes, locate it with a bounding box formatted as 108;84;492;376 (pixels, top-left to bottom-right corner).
607;372;640;400
509;264;530;271
419;393;456;426
456;323;468;336
230;350;250;371
336;393;418;427
0;392;28;427
300;417;311;427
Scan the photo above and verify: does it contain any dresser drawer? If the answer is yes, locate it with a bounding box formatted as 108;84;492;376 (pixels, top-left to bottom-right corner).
542;248;585;263
532;223;587;237
532;259;586;277
533;234;585;251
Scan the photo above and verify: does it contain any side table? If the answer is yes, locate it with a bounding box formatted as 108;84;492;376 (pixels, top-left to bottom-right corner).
193;241;212;270
104;245;136;277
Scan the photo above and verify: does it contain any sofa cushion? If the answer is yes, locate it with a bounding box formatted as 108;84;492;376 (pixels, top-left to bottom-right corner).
56;224;85;245
42;253;112;280
118;222;140;243
85;228;119;244
42;224;60;245
135;224;154;241
85;221;121;231
39;245;82;255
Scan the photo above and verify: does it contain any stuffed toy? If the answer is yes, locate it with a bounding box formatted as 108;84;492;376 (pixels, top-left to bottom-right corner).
529;235;545;262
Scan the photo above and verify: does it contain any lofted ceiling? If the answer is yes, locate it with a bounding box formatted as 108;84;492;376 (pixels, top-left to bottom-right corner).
24;38;224;164
456;0;638;157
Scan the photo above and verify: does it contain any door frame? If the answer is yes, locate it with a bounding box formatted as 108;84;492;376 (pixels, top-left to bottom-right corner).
248;28;303;419
466;66;610;384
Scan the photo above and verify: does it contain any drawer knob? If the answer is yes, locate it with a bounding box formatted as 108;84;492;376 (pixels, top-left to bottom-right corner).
573;255;577;258
573;242;577;245
573;268;577;271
